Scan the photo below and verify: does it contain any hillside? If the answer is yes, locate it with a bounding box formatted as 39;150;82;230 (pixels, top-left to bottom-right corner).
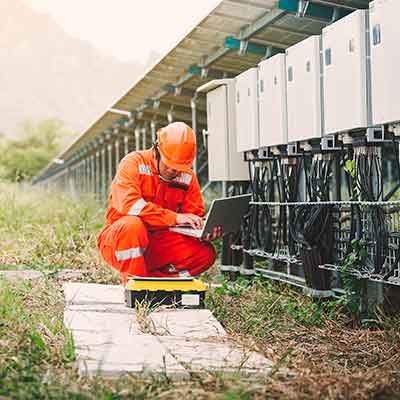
0;0;144;137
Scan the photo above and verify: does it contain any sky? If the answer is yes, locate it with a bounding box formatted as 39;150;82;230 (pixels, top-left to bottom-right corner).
21;0;222;64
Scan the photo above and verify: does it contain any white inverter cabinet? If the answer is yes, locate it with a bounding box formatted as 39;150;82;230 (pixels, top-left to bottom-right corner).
322;10;370;135
235;68;260;152
197;79;249;182
370;0;400;126
286;36;323;142
258;53;288;147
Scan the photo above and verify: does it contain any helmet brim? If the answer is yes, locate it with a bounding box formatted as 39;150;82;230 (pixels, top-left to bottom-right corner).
160;152;192;173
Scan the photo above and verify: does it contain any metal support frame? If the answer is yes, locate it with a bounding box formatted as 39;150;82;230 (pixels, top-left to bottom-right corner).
278;0;351;20
224;36;284;56
188;66;231;80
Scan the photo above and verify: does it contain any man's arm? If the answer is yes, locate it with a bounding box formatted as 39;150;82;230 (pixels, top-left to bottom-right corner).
111;157;177;227
180;173;223;241
179;174;205;217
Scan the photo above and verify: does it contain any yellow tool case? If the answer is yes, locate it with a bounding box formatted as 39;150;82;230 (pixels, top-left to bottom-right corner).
124;277;207;309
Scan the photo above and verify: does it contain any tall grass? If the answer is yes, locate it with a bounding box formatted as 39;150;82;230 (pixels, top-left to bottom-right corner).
0;183;105;272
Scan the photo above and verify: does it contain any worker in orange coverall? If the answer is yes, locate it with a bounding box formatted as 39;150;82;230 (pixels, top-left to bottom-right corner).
97;121;222;283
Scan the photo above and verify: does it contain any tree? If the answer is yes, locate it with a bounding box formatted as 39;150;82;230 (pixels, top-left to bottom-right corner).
0;118;76;182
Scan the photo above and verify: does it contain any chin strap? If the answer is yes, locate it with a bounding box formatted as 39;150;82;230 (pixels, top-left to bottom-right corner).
154;144;176;184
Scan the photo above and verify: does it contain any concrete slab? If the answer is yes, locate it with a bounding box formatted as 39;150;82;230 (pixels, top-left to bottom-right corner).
0;270;43;282
64;310;141;334
149;309;226;338
63;283;273;378
159;337;273;375
63;283;124;306
75;335;188;378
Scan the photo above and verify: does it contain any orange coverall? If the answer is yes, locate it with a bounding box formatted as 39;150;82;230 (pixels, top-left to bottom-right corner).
97;149;216;282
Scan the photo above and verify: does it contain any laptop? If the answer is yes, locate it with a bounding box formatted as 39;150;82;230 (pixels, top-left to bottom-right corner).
169;194;252;239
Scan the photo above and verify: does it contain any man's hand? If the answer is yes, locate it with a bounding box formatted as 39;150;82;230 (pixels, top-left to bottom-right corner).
203;226;223;241
176;213;204;229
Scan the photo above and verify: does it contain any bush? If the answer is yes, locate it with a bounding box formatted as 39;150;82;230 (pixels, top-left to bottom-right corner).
0;119;75;182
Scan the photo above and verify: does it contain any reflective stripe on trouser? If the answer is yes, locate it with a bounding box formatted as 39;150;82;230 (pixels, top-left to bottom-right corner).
97;215;216;282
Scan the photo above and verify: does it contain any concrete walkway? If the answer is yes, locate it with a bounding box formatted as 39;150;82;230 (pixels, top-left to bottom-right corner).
64;282;272;378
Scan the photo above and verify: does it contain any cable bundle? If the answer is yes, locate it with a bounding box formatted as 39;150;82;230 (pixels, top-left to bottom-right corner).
354;146;388;275
290;155;333;290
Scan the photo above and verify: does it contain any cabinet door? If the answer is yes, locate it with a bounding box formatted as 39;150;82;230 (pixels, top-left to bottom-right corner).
207;85;229;181
235;68;259;152
286;36;322;142
259;54;288;147
323;10;368;135
370;0;400;125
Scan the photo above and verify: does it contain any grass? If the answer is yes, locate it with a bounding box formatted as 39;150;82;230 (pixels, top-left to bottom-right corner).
1;181;400;399
0;182;118;282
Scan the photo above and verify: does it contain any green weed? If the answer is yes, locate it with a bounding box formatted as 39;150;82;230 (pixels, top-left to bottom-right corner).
207;276;343;337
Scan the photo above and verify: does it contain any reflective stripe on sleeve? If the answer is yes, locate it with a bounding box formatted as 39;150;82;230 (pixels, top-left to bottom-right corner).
128;198;147;216
115;247;145;261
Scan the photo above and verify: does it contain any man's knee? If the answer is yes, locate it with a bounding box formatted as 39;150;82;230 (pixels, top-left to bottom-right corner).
113;216;148;247
118;215;146;234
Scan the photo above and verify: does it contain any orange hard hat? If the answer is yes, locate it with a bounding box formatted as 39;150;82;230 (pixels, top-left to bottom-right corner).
157;122;196;172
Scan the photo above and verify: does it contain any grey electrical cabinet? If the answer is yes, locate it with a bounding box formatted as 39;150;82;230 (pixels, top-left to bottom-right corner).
322;10;370;135
286;36;323;142
197;79;249;182
235;68;260;152
258;53;288;147
370;0;400;126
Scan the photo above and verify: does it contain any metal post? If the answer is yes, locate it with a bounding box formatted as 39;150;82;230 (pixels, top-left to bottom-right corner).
141;125;147;150
85;155;90;193
124;135;129;156
150;121;157;144
80;154;84;193
115;139;120;172
222;181;228;197
135;127;141;150
101;146;106;200
90;154;95;195
95;150;100;200
191;95;198;174
107;143;113;185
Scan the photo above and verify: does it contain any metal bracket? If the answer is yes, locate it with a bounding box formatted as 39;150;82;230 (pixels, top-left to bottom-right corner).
265;46;273;59
167;106;174;123
321;135;341;151
296;0;310;17
174;86;182;96
202;129;209;150
331;7;340;22
201;68;209;79
220;265;240;272
366;126;385;142
287;143;300;156
257;148;271;160
389;124;400;137
239;267;256;276
239;39;249;56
